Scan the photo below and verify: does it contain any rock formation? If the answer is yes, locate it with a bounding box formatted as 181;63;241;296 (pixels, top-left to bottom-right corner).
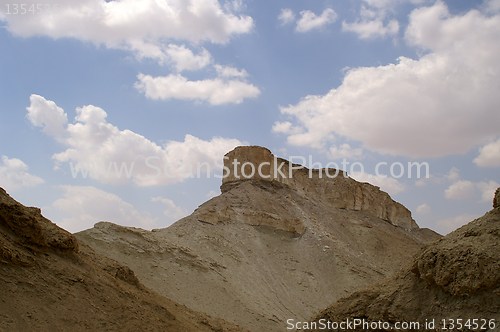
0;187;77;254
221;146;417;230
309;188;500;331
78;146;439;331
0;187;240;332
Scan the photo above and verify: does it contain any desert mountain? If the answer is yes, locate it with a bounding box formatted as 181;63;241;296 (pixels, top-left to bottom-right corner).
77;146;439;331
0;187;241;332
310;188;500;331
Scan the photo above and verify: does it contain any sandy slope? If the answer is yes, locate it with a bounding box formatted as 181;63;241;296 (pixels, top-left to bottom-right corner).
0;188;242;332
310;194;500;331
78;178;439;331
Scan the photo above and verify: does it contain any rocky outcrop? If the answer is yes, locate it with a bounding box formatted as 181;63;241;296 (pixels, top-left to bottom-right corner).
221;146;417;230
310;189;500;330
0;187;78;255
0;188;242;332
77;146;439;331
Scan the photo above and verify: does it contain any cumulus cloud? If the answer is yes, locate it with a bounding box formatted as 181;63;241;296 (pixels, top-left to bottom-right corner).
342;18;399;39
135;73;260;105
444;180;476;200
0;156;44;192
296;8;338;32
437;213;476;235
415;203;431;215
0;0;253;63
49;185;156;232
445;179;499;202
26;94;242;186
152;196;188;224
214;64;248;78
341;0;423;40
474;138;500;167
484;0;500;13
328;144;364;160
350;171;405;195
165;45;212;72
477;180;500;203
275;2;500;157
446;167;460;182
271;121;301;135
278;8;295;25
26;95;68;140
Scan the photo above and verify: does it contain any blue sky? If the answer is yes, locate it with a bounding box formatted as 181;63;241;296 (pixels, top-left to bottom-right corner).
1;0;499;234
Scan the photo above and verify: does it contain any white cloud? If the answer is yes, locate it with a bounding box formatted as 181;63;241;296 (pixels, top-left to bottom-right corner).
214;64;248;78
27;94;242;186
474;138;500;167
477;180;500;203
444;180;476;200
165;44;212;72
26;94;68;140
0;0;253;63
328;144;363;160
484;0;500;13
49;185;156;233
446;167;460;182
342;18;399;39
152;196;187;224
362;0;430;12
278;8;295;25
415;203;431;215
0;156;44;192
223;0;245;13
296;8;338;32
437;213;475;235
350;171;405;195
342;0;427;40
271;121;301;135
444;179;499;202
275;3;500;157
135;73;260;105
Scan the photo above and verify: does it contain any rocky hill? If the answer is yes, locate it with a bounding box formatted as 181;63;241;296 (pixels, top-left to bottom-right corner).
0;187;241;332
310;188;500;331
77;146;439;331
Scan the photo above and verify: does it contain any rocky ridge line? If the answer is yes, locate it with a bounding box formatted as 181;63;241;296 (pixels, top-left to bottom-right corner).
220;146;418;230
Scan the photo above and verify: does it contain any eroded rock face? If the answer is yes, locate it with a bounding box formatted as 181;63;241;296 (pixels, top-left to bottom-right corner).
221;146;417;230
0;187;240;332
311;196;500;327
0;187;78;252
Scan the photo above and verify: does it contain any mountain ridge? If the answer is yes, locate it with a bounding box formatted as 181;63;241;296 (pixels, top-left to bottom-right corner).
77;146;439;331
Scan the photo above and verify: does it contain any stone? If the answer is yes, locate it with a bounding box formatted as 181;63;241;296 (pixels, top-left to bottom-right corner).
221;146;418;230
0;187;78;251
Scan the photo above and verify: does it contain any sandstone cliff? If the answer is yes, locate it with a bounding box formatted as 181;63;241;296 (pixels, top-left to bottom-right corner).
221;146;417;230
77;146;439;331
310;188;500;331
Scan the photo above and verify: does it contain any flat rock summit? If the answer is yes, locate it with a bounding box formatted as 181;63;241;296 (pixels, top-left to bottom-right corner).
1;145;498;331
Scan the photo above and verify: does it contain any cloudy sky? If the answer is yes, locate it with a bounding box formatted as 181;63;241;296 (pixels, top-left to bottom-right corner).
1;0;499;234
